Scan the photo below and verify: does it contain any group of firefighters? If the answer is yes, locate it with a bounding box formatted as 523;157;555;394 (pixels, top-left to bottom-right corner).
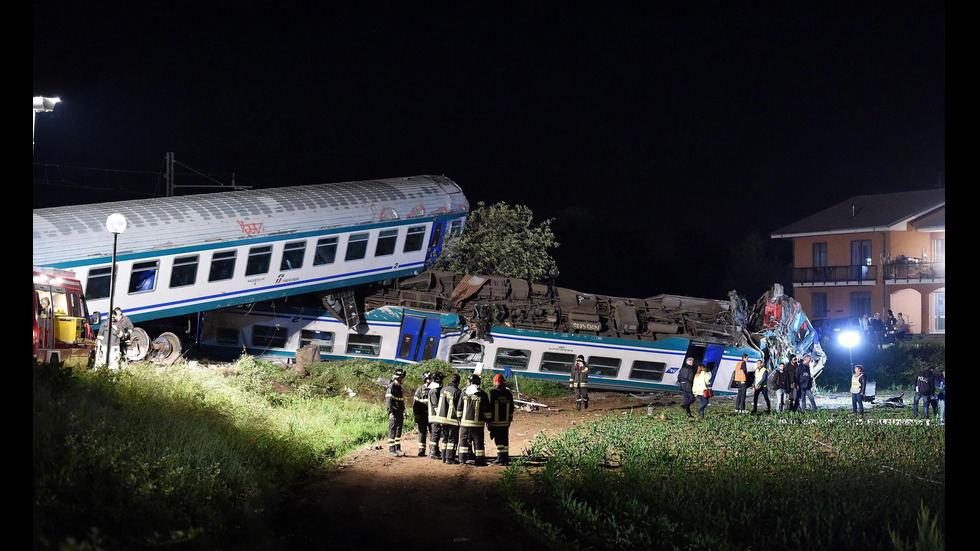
383;355;592;465
385;368;517;466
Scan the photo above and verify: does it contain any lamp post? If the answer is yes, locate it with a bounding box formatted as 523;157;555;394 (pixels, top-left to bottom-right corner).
838;330;860;370
33;96;60;154
104;213;127;367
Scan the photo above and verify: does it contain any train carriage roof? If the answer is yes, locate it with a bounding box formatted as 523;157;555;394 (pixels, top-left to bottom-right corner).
33;175;467;265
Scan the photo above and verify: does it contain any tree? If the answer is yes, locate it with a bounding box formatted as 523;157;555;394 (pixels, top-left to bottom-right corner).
434;201;559;282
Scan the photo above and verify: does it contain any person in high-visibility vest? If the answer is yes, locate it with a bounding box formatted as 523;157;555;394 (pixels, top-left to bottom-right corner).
734;354;749;413
413;371;432;456
457;374;491;466
385;368;407;457
570;355;589;410
488;373;515;465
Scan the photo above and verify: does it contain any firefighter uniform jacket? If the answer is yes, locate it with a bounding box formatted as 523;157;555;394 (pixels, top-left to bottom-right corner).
413;384;429;423
385;382;405;415
427;383;443;420
570;363;589;389
457;386;492;428
488;386;515;428
433;383;462;425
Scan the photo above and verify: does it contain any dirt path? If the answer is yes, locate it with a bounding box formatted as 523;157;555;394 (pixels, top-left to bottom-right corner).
281;391;676;550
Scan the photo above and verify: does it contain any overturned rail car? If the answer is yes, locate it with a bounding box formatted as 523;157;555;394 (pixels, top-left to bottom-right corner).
33;176;468;360
200;271;825;396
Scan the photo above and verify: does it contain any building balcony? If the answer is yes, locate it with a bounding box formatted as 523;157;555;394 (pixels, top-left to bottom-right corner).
792;265;878;286
883;261;945;284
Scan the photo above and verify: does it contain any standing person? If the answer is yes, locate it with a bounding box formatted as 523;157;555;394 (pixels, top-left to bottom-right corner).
677;357;697;418
412;371;433;456
436;373;463;464
426;372;445;460
570;355;590;410
850;365;867;414
770;362;788;413
488;373;515;465
97;307;135;369
935;370;945;425
870;314;885;349
784;355;800;412
457;374;492;466
385;368;407;457
895;313;907;340
798;354;818;413
752;359;770;414
734;354;750;413
913;366;935;418
692;363;713;419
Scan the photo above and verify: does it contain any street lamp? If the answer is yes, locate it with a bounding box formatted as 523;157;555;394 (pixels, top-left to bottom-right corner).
838;330;860;370
33;96;61;154
104;213;127;367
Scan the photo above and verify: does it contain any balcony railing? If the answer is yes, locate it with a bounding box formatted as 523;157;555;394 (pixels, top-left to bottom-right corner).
884;261;945;282
792;265;878;285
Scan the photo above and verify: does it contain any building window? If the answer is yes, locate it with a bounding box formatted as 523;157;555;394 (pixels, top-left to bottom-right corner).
246;245;273;276
850;240;872;280
494;348;531;371
587;356;621;377
85;267;112;300
812;293;828;319
280;241;306;271
849;291;872;317
128;260;159;293
629;360;666;381
252;325;287;349
170;255;199;288
345;233;369;261
540;352;576;373
375;229;398;257
346;334;382;356
934;291;945;332
812;242;828;267
314;237;339;266
209;251;237;282
404;225;426;252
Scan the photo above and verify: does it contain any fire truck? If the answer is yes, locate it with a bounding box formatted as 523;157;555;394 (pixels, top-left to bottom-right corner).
33;266;97;365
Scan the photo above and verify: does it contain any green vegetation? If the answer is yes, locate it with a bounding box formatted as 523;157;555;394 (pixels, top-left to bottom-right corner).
434;201;559;282
503;409;944;551
818;340;945;392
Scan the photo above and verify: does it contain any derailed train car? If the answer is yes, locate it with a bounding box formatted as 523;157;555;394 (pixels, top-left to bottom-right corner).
32;175;468;362
201;271;825;396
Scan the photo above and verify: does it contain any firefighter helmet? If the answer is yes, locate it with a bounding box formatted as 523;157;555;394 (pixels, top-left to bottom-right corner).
576;355;585;363
393;368;407;380
432;371;445;383
493;373;505;386
468;373;481;386
422;370;433;382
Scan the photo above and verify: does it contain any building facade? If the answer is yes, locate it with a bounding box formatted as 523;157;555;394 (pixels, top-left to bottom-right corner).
771;189;945;335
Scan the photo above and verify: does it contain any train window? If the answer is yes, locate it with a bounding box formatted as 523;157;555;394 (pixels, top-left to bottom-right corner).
314;237;339;266
216;328;239;346
420;336;438;361
375;229;398;257
629;360;666;382
209;251;237;282
86;267;112;300
300;330;334;353
246;245;273;276
449;219;464;238
280;241;306;271
128;260;159;294
345;233;369;261
252;325;287;349
587;356;621;377
398;334;415;358
346;334;381;356
170;255;199;288
404;225;426;252
494;348;531;370
540;352;576;373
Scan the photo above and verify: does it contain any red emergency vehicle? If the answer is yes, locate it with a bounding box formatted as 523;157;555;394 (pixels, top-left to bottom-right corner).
33;266;96;365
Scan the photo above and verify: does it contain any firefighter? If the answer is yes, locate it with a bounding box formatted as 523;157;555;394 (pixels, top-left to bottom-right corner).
427;372;445;460
96;307;134;369
435;373;463;464
457;374;492;466
488;373;515;466
570;355;589;410
413;371;433;456
385;368;407;457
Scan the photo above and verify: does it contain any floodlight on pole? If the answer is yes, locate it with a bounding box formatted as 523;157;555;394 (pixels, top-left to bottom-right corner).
838;330;860;369
33;96;61;154
104;213;127;367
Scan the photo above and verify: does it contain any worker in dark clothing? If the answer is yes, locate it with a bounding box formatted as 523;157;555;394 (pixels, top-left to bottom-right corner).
435;373;463;464
426;372;445;460
488;373;515;465
385;368;407;457
457;374;492;466
784;355;800;412
677;357;696;417
413;371;433;456
570;355;589;410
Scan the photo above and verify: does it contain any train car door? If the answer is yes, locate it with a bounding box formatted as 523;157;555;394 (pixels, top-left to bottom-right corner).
683;343;725;385
397;315;441;362
424;221;446;267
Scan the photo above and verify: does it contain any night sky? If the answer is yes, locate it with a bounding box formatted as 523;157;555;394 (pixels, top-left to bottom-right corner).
33;4;945;299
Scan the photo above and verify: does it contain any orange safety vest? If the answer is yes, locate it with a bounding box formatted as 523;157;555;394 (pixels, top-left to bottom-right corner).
734;361;748;382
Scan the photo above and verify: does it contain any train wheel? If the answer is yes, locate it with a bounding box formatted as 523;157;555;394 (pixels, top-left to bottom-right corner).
125;328;151;362
149;332;182;365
